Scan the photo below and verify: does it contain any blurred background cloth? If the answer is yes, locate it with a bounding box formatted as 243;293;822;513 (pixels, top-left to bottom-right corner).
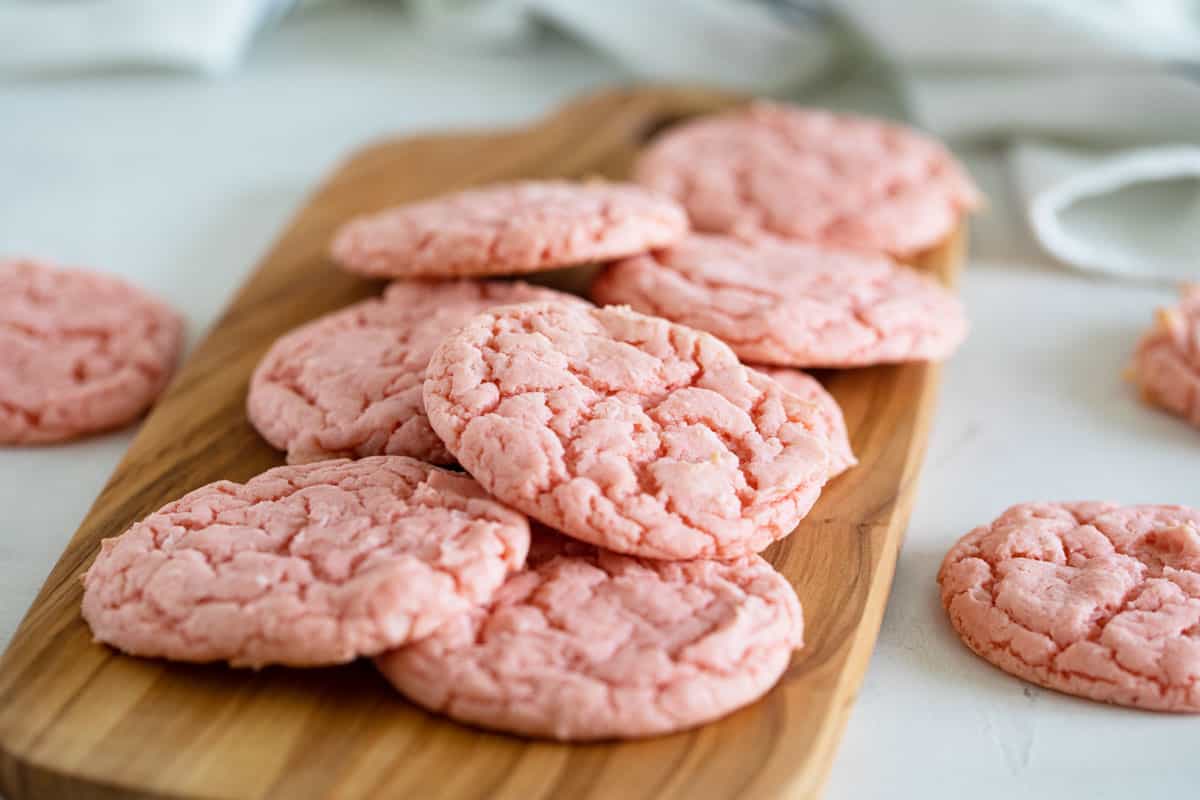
2;0;1198;282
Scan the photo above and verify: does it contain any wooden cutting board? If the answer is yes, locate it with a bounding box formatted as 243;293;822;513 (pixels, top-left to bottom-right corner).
0;86;966;800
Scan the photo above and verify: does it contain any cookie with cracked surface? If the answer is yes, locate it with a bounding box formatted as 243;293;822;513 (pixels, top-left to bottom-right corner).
81;456;530;668
1129;284;1200;429
247;280;585;465
422;302;832;560
939;501;1200;712
635;102;979;258
756;368;856;477
330;180;688;279
1;258;183;444
376;529;803;740
590;235;967;368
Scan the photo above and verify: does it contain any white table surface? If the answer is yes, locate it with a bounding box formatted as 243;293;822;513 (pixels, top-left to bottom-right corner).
1;6;1196;799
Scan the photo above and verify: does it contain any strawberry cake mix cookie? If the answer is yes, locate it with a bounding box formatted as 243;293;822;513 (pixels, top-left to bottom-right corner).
1129;284;1200;429
591;235;967;368
376;530;803;740
248;280;584;464
939;502;1200;711
635;102;979;258
82;457;530;668
756;368;855;477
422;302;832;561
330;180;688;279
0;259;183;444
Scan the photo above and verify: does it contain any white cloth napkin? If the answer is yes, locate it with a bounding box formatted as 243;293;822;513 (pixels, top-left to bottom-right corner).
834;0;1200;282
2;0;1198;281
0;0;293;75
1012;144;1200;282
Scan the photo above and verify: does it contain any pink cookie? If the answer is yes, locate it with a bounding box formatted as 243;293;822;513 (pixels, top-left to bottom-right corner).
330;181;688;279
0;259;183;444
247;280;583;465
635;102;979;257
376;530;803;740
81;456;530;668
1129;284;1200;429
757;368;856;477
939;502;1200;712
423;302;832;560
591;235;967;368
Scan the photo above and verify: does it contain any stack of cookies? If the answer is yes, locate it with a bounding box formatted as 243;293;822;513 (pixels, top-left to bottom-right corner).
78;103;980;740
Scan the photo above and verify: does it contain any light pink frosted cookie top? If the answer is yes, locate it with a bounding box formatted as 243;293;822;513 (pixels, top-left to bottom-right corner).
757;368;855;477
0;259;183;444
247;280;584;465
1129;284;1200;429
590;235;967;368
330;180;688;279
81;456;530;668
376;530;803;740
939;501;1200;712
423;302;832;560
635;102;979;257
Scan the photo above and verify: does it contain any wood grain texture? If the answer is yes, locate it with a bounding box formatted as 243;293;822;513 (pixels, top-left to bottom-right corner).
0;86;967;800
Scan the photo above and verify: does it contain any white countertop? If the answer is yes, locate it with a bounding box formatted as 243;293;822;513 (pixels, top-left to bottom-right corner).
1;6;1196;798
